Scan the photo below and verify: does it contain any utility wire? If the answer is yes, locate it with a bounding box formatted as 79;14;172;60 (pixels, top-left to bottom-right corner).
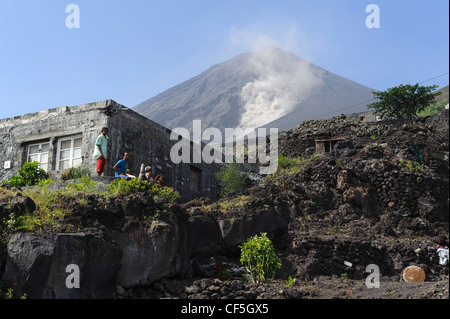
419;72;449;84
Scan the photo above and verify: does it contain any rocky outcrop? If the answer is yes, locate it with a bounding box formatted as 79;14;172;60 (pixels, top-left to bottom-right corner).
116;214;191;287
0;110;448;299
0;188;291;298
3;232;121;299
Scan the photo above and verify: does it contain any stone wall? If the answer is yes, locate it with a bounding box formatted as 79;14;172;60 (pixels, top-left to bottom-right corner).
0;100;219;202
0;101;111;181
0;191;291;298
105;104;219;202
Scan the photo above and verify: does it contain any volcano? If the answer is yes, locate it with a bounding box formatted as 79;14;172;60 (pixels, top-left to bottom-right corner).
133;46;376;134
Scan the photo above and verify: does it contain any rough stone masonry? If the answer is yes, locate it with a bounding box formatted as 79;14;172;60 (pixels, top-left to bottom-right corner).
0;100;220;202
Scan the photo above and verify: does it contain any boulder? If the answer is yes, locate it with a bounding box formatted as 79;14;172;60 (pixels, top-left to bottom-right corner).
0;195;36;221
188;213;222;256
2;233;122;299
116;215;190;287
417;196;449;222
9;196;36;215
217;203;290;246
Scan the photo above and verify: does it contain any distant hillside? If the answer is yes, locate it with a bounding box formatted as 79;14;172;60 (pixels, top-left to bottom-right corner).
418;85;449;117
435;85;449;103
133;46;376;135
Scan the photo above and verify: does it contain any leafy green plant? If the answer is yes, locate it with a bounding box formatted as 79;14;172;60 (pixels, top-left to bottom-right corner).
215;163;248;197
3;175;182;238
104;178;180;219
104;178;152;196
240;274;250;283
264;154;323;186
239;233;282;284
417;99;449;117
284;276;296;287
277;155;295;169
4;288;14;299
61;165;91;181
398;160;425;172
18;162;47;186
2;175;22;187
66;175;98;194
2;162;46;187
12;178;98;235
15;186;69;234
218;268;234;281
150;183;180;204
217;195;250;214
37;178;57;185
0;283;27;299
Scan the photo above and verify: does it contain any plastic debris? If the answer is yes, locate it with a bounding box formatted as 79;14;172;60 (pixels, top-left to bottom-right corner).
343;261;353;268
436;245;449;266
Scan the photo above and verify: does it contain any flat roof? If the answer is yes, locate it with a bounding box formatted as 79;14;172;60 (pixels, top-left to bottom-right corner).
315;138;346;143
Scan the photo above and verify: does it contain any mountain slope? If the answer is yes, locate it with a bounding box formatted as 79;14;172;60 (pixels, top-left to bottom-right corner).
133;46;376;134
134;52;256;131
435;85;449;103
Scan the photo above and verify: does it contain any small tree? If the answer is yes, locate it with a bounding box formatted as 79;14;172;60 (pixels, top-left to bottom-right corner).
240;233;282;284
368;83;441;121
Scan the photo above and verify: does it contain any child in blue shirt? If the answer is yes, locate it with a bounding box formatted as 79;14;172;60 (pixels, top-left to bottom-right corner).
113;152;133;180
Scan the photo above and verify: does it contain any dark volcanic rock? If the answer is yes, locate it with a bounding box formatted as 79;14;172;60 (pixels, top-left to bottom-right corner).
0;110;448;299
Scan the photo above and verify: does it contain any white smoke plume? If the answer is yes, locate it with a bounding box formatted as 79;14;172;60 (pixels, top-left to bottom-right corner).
228;25;323;132
239;46;323;130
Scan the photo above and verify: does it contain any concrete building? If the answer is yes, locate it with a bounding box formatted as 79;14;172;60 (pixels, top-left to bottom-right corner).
351;111;381;122
315;138;346;154
0;100;220;202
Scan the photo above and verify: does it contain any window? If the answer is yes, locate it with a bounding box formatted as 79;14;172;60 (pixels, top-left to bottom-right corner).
56;135;83;171
27;142;50;171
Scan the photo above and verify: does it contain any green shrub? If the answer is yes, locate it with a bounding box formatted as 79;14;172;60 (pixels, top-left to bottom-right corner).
1;162;46;187
103;178;180;219
104;178;153;196
215;163;247;197
150;183;181;204
277;155;295;169
37;178;57;185
239;233;282;284
2;175;22;187
218;268;234;281
61;165;91;181
398;160;425;172
66;175;98;194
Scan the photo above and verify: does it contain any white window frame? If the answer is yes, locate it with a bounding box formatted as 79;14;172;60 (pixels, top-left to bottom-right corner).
27;142;50;172
56;135;83;171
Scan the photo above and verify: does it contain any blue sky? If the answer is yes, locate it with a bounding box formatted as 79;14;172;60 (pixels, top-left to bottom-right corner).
0;0;448;119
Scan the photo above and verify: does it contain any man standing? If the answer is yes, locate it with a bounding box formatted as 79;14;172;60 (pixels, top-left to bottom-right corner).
92;127;108;176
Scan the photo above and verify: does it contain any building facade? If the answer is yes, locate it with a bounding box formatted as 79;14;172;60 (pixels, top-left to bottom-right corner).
0;100;219;202
351;111;381;122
